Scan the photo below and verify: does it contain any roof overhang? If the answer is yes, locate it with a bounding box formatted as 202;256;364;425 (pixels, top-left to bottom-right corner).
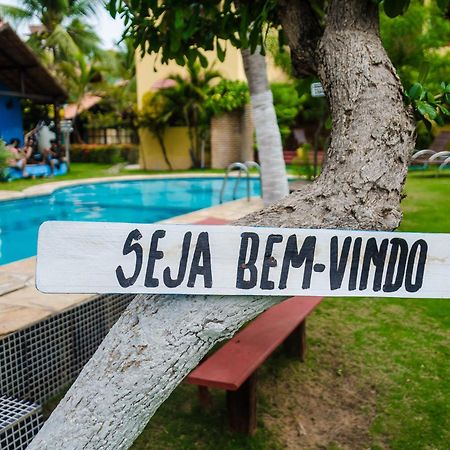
0;21;68;104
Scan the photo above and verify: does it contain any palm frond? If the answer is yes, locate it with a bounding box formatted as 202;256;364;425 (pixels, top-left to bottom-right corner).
46;23;81;59
0;4;32;24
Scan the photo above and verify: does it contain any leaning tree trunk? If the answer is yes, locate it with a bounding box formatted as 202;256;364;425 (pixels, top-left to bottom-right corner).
29;1;415;449
241;48;290;206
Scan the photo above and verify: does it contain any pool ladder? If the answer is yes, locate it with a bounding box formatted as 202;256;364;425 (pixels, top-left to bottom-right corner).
219;161;262;204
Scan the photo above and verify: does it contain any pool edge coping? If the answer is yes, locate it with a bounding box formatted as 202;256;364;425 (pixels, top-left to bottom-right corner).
0;172;279;203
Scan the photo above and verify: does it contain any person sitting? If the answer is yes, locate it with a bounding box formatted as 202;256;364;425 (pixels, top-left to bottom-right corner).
22;136;35;163
6;138;29;178
46;139;65;175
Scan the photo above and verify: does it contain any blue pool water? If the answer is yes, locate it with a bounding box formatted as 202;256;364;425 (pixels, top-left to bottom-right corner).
0;177;261;265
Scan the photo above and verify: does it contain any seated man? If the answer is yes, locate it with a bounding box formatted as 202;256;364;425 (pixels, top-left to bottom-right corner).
47;139;65;175
6;138;29;178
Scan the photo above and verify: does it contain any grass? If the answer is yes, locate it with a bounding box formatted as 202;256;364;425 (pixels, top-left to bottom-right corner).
0;163;232;192
0;162;304;193
129;171;450;450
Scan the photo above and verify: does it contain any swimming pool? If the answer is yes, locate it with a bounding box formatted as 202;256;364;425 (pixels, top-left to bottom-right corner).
0;177;261;265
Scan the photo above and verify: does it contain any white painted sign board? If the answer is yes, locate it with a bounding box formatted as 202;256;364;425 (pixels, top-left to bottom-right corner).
311;82;325;98
36;222;450;298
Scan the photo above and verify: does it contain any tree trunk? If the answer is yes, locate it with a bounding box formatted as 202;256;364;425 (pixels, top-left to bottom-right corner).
264;0;416;231
29;1;416;449
241;48;290;206
28;294;281;450
156;131;173;170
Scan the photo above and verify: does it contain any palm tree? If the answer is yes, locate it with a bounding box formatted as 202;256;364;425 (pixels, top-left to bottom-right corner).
0;0;101;67
165;61;221;167
241;49;290;205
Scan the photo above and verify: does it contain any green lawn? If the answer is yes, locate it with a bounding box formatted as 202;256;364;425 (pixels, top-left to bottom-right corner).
130;171;450;450
0;163;230;192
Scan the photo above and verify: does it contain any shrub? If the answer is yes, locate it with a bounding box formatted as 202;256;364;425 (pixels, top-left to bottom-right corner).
0;139;10;181
271;82;301;146
70;144;139;164
205;80;249;116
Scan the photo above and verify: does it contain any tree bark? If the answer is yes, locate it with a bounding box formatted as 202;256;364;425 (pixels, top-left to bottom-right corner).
241;48;290;206
29;1;416;449
28;294;282;450
248;0;416;231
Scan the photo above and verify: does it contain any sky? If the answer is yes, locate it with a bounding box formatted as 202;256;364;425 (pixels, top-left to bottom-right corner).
1;0;125;49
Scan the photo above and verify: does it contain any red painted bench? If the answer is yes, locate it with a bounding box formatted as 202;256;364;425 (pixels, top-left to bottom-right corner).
186;296;323;434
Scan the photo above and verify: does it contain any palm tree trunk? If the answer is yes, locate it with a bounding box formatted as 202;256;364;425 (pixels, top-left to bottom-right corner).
156;131;173;170
241;48;289;206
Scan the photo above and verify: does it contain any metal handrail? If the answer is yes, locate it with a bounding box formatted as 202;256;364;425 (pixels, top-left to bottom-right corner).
244;161;263;199
410;149;436;163
439;156;450;171
429;151;450;163
220;162;250;204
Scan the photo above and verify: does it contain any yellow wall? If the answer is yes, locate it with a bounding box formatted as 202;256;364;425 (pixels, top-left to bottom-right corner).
137;46;288;107
139;126;192;170
136;45;289;168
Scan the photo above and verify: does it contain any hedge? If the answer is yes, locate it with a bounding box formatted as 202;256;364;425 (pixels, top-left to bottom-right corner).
70;144;139;164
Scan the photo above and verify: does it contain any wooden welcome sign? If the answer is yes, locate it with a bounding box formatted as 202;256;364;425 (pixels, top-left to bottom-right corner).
36;221;450;298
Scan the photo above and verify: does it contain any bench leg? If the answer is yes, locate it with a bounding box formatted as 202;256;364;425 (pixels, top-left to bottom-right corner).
283;319;306;361
197;386;212;409
226;373;257;435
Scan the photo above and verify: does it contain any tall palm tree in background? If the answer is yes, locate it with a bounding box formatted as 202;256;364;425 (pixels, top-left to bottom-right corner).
0;0;101;69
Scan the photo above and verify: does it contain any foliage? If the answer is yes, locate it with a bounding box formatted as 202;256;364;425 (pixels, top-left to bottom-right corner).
0;0;102;68
80;87;137;131
0;139;10;181
108;0;280;67
140;61;220;168
374;0;449;17
108;0;449;68
204;80;249;116
380;0;450;93
139;90;178;169
406;82;450;132
270;83;301;145
265;33;292;78
70;144;139;164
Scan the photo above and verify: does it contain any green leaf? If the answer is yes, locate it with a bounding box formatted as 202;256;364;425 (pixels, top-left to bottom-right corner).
216;39;225;62
426;91;435;104
108;1;116;17
198;52;208;68
383;0;411;18
417;101;437;119
408;83;423;101
174;10;184;29
435;114;445;126
186;49;197;67
439;105;450;116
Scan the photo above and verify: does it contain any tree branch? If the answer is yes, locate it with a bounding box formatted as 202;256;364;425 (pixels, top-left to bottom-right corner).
276;0;323;76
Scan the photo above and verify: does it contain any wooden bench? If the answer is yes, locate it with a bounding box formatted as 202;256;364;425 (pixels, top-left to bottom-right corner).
186;295;323;434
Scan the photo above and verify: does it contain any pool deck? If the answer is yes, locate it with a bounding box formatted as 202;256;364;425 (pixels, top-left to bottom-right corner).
0;196;264;337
